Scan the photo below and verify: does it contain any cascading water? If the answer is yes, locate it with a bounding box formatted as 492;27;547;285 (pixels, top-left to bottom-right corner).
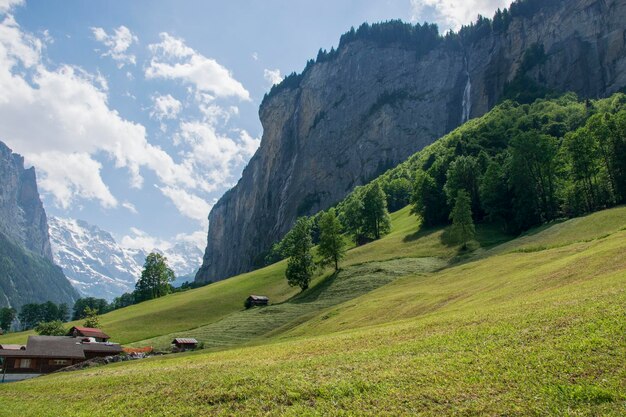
461;57;472;123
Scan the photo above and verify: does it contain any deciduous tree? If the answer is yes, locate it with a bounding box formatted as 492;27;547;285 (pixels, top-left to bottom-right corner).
450;190;475;250
317;209;346;271
285;217;314;291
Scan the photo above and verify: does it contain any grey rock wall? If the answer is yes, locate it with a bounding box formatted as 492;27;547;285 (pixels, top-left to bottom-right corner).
196;0;626;283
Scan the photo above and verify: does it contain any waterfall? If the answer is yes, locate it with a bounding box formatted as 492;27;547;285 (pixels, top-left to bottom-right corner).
461;56;471;123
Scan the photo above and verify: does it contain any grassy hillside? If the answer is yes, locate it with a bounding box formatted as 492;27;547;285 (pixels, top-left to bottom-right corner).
0;206;483;347
0;260;296;345
0;207;624;416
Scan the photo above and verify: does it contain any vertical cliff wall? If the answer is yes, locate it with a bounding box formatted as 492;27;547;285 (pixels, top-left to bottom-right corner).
0;141;53;260
0;141;79;308
197;0;626;283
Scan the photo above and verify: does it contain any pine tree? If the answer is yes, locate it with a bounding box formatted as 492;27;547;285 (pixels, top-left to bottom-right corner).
317;209;346;271
449;190;475;250
285;217;314;291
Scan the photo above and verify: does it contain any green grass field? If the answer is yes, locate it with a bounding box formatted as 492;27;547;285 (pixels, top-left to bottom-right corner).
0;207;624;416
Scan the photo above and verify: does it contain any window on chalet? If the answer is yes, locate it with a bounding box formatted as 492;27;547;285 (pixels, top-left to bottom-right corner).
49;359;69;365
16;358;32;368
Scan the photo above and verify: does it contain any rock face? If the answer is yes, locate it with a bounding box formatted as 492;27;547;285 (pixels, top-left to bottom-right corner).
0;141;53;260
196;0;626;283
49;217;203;300
0;141;79;308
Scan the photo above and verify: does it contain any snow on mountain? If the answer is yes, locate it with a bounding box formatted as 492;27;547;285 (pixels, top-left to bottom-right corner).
48;217;202;300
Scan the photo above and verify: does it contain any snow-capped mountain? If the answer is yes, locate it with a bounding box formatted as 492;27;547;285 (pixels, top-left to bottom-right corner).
48;217;203;300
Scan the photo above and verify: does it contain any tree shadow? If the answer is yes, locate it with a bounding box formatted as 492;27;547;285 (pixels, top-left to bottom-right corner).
439;227;458;247
290;271;340;304
402;227;440;243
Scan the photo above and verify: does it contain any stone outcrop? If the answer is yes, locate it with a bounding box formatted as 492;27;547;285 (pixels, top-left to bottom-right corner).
196;0;626;283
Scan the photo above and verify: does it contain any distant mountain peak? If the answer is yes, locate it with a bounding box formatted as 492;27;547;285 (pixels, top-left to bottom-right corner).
49;217;203;300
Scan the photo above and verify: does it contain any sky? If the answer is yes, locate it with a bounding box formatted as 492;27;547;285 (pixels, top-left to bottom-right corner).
0;0;510;255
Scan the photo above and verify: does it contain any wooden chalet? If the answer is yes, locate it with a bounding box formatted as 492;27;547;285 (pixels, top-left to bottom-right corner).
0;333;122;381
171;338;198;352
67;326;111;342
245;295;269;309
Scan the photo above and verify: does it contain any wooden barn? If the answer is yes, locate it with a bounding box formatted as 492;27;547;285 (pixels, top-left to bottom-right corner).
0;334;122;381
245;295;269;309
171;338;198;352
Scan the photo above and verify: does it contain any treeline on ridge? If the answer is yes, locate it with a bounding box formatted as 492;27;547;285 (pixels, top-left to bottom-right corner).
263;0;564;103
265;92;626;264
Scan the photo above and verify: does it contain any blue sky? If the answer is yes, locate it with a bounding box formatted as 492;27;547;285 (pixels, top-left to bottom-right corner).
0;0;508;254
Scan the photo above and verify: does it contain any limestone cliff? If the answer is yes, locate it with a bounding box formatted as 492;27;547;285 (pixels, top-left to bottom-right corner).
0;141;79;308
0;142;54;260
196;0;626;283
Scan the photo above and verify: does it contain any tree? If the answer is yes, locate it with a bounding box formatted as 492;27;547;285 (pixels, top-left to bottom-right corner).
72;297;109;320
35;320;66;336
0;307;16;332
443;155;483;219
82;307;100;328
509;132;560;226
361;183;391;240
480;155;514;230
285;217;314;291
135;253;176;302
111;292;135;310
384;177;413;212
410;170;448;226
18;303;44;330
341;187;366;243
449;190;475;250
57;303;70;322
41;301;60;322
317;209;346;271
563;127;604;213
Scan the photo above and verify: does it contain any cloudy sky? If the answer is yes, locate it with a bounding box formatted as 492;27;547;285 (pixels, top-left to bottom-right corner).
0;0;509;254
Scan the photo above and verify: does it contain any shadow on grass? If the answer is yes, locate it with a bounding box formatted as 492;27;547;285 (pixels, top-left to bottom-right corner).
402;226;441;243
290;271;340;304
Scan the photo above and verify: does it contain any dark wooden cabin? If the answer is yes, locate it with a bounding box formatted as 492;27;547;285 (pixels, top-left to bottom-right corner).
171;338;198;352
0;335;122;380
245;295;269;309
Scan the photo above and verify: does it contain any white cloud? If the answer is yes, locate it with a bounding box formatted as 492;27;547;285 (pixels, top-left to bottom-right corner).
121;227;171;252
150;93;182;120
0;0;23;13
410;0;510;31
146;32;250;100
121;226;206;256
28;152;117;209
174;230;206;253
122;201;138;214
0;14;196;208
251;52;258;61
91;25;138;68
158;186;212;225
175;121;260;193
263;68;282;86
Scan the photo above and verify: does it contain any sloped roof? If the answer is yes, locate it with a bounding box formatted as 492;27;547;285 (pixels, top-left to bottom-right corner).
0;336;122;359
6;336;86;359
172;338;198;345
248;295;269;301
68;326;110;340
0;344;25;350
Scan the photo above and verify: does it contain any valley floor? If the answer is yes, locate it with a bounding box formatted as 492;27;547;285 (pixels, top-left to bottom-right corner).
0;207;625;416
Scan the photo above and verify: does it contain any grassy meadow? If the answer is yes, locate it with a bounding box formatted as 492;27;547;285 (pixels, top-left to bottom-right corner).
0;206;624;415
